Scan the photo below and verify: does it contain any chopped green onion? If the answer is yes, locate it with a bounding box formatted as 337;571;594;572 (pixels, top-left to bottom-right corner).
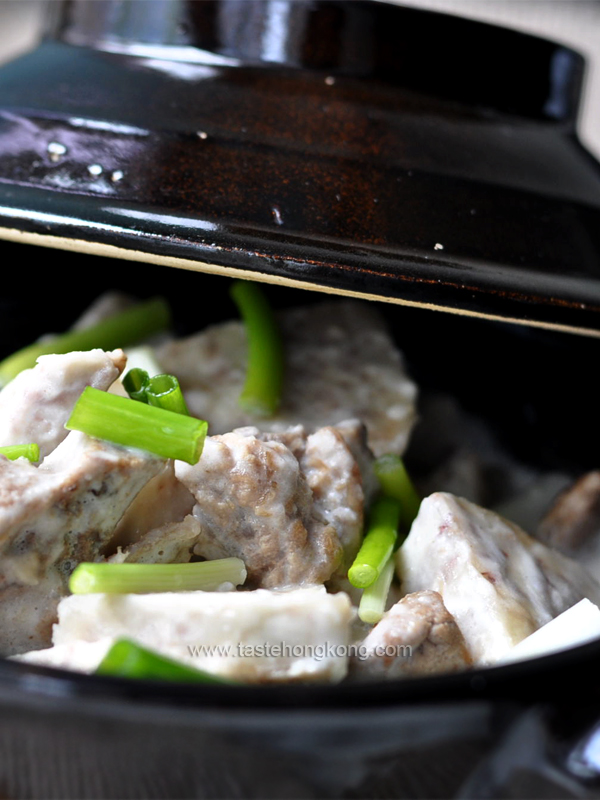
122;368;150;403
96;639;235;684
230;280;284;417
0;297;171;387
348;497;401;589
0;443;40;462
374;454;421;530
146;374;189;415
123;369;189;415
69;557;247;594
65;386;207;464
358;556;395;624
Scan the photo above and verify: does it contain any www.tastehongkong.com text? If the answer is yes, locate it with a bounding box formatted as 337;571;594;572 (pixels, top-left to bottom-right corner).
186;642;412;662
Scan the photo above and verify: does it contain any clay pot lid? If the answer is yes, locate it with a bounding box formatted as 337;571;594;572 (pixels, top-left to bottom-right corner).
1;0;600;336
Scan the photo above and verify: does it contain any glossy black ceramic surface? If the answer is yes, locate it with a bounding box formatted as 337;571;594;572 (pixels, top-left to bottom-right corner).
0;1;600;335
0;251;600;798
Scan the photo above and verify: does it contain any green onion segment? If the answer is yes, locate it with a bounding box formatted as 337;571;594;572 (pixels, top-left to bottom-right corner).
0;297;171;387
123;369;189;415
230;280;284;417
69;558;247;594
122;368;150;403
373;454;421;530
348;497;401;589
352;458;421;617
66;387;207;464
146;374;189;415
358;556;395;624
96;639;235;684
0;443;40;462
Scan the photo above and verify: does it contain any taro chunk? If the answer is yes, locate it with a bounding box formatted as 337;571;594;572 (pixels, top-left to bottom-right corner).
50;586;354;683
0;431;163;654
396;492;600;664
0;349;126;460
156;300;417;457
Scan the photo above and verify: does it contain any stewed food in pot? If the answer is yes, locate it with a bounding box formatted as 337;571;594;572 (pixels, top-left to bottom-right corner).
1;283;599;685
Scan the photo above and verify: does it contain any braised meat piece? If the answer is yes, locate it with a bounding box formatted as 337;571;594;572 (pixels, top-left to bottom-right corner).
352;590;471;679
175;426;369;588
0;431;163;654
156;300;417;457
332;419;380;504
109;461;196;549
537;471;600;554
248;421;372;568
397;493;600;664
0;349;126;460
112;515;202;565
298;426;365;568
112;422;372;564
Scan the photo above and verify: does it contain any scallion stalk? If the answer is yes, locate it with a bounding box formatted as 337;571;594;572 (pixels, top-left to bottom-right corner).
358;556;395;624
69;557;247;594
146;374;189;415
123;370;189;415
96;639;235;684
0;443;40;462
348;497;401;589
122;368;150;403
230;280;284;417
65;386;207;464
373;454;421;530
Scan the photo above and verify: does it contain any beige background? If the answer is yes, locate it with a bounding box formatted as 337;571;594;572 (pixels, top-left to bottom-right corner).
380;0;600;159
0;0;599;159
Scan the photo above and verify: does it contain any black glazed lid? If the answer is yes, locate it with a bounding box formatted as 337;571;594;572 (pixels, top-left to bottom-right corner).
1;0;600;336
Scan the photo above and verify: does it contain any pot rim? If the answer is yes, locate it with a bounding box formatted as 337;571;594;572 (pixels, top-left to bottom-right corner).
1;633;599;715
